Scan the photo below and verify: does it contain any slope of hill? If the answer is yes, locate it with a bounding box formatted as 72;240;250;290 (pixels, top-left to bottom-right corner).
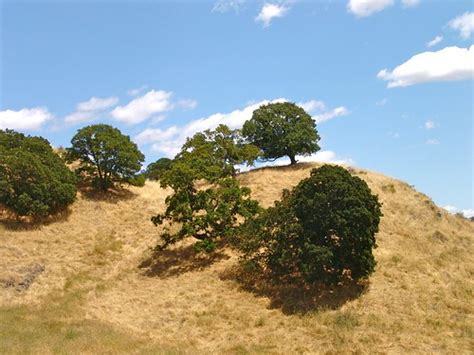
1;163;473;354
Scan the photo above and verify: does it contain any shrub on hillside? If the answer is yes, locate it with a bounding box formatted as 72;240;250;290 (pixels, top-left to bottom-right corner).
238;165;382;285
66;124;144;191
0;129;77;218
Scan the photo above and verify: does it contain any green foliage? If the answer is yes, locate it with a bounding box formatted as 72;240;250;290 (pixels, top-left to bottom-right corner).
145;158;172;181
242;102;320;165
239;165;382;284
0;130;76;217
66;124;144;191
151;125;261;251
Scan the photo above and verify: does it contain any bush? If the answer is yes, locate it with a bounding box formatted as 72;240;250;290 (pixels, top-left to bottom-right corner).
66;124;144;191
239;165;382;284
151;125;261;252
0;130;77;218
127;173;146;187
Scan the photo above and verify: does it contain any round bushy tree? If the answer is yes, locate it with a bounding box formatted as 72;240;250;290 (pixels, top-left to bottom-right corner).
0;130;77;218
66;124;144;191
145;158;173;181
240;165;382;284
242;102;320;165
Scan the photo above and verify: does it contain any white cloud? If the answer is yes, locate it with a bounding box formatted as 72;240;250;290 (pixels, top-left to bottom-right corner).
0;107;53;130
212;0;245;13
448;12;474;39
388;131;400;138
111;90;173;124
426;139;440;145
347;0;394;17
462;209;474;218
127;85;148;97
401;0;420;8
377;45;474;88
313;106;350;123
76;97;118;112
255;3;289;27
298;100;326;113
424;120;437;130
177;99;198;110
427;35;443;48
65;96;119;124
135;99;349;158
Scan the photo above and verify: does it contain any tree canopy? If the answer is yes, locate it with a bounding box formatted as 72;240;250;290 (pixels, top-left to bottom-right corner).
242;102;320;165
66;124;144;191
145;158;173;181
152;124;260;252
239;165;382;285
0;129;76;217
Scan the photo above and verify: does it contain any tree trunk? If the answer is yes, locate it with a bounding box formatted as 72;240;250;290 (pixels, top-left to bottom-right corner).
289;154;297;165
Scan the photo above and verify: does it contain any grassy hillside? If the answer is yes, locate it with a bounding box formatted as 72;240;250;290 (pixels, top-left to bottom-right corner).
1;163;473;354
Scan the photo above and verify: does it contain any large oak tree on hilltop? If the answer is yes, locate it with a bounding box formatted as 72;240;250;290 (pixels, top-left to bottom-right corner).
242;102;320;165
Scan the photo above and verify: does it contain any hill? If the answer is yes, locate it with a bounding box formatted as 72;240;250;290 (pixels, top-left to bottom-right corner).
1;163;473;354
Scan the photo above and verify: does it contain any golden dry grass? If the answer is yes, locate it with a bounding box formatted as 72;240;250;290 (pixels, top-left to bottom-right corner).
1;163;473;354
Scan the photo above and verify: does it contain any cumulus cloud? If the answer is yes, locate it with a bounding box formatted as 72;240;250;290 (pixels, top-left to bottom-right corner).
65;96;118;124
427;35;443;48
448;12;474;39
135;98;349;158
111;90;173;124
377;45;474;88
347;0;394;17
313;106;350;123
255;3;289;27
212;0;245;13
401;0;420;7
0;107;53;130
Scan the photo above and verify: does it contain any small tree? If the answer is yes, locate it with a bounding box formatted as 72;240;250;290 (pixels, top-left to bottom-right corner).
145;158;173;181
242;102;320;165
66;124;144;191
0;130;76;218
239;165;382;284
152;124;260;252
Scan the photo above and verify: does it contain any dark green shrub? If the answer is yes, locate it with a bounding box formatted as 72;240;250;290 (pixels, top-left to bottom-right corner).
127;173;146;187
242;102;320;165
239;165;382;284
0;130;76;217
151;124;261;252
145;158;173;181
66;124;144;191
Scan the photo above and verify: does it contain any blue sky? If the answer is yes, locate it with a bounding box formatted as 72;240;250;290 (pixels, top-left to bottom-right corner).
1;0;473;215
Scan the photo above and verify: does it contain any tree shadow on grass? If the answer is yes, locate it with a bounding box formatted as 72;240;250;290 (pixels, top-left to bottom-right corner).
220;266;368;315
0;207;72;231
138;244;230;278
78;185;138;203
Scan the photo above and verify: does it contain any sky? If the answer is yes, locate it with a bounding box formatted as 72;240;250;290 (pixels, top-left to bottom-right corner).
0;0;473;216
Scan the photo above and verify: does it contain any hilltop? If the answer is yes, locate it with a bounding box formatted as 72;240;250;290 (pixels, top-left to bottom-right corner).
1;163;473;354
